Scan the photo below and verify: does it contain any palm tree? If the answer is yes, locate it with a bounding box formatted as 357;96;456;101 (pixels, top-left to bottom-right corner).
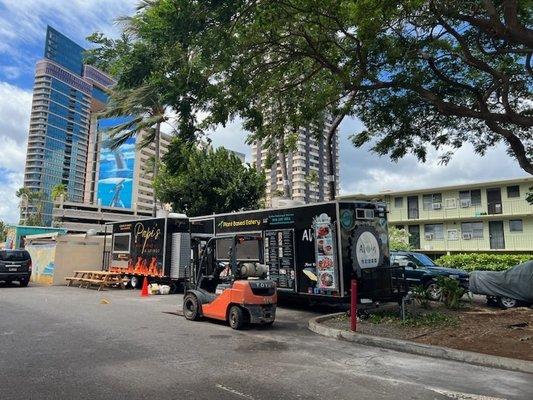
16;188;44;226
51;183;68;203
102;82;168;216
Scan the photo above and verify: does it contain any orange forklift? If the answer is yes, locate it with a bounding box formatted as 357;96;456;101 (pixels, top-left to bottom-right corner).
183;234;277;329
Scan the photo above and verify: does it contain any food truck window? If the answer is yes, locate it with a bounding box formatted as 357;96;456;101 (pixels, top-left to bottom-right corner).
216;237;260;261
112;233;131;254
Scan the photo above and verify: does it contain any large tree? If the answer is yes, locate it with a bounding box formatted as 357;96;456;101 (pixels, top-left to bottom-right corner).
153;138;266;216
89;0;533;199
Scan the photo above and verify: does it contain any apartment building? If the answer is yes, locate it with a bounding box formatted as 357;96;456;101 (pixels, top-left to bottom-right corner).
251;129;339;206
341;177;533;255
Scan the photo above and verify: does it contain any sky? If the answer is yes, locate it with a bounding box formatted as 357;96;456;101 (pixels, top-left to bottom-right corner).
0;0;528;224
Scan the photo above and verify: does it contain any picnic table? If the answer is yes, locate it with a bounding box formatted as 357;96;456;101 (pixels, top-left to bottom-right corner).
65;270;128;291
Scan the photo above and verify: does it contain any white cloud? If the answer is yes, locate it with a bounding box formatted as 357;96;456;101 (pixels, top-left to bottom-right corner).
0;82;32;144
0;0;137;50
0;169;23;224
337;117;528;195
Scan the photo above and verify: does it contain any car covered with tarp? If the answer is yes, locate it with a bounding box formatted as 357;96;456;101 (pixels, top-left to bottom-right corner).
469;261;533;308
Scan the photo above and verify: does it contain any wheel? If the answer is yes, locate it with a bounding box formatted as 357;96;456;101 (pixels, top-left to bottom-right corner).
497;297;518;309
183;293;201;321
228;306;246;330
19;279;29;287
130;276;141;289
425;282;441;301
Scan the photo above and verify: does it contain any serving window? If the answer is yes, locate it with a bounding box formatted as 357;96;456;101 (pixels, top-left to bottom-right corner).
112;233;131;254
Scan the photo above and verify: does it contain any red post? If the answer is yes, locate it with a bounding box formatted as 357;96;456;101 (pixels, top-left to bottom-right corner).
350;279;357;332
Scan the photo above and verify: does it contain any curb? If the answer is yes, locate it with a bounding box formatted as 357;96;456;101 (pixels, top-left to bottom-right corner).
309;313;533;375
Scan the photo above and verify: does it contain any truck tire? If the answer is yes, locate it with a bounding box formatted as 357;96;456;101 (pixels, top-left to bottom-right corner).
425;282;441;301
130;275;141;289
19;279;29;287
228;306;246;330
183;293;201;321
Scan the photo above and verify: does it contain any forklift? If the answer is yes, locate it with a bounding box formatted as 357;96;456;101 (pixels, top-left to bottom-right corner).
183;234;277;330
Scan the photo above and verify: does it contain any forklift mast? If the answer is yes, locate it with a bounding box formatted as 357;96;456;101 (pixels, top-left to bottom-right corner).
191;234;264;290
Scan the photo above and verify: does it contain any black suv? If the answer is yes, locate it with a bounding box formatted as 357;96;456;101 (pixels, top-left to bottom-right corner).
0;249;32;287
391;251;469;300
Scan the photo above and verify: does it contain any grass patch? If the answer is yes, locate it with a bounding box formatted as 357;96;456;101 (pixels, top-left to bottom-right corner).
368;310;458;328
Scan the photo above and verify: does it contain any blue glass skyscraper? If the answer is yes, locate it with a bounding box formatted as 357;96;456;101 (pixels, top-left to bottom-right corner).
23;26;115;225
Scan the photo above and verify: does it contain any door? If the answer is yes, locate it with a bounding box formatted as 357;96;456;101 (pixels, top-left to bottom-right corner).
408;225;420;249
487;188;503;214
489;221;505;249
407;196;419;219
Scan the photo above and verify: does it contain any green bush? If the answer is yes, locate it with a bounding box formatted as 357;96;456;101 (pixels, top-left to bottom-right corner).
435;253;532;272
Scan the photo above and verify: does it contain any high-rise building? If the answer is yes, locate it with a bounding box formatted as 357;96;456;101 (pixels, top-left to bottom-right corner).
23;26;115;225
251;128;339;206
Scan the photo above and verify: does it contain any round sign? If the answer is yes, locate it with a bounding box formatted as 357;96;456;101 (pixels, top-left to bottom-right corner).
355;231;381;269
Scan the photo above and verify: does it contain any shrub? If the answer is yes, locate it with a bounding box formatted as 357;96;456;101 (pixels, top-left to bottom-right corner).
412;285;430;309
435;253;532;272
436;276;464;310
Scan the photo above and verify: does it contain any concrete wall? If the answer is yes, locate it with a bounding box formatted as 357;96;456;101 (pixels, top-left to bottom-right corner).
26;235;104;285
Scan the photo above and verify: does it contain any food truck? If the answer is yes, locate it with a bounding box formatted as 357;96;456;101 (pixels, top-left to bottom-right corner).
104;201;404;302
190;201;403;302
105;215;191;289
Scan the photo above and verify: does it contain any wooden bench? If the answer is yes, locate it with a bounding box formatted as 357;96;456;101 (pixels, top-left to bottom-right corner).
65;271;127;291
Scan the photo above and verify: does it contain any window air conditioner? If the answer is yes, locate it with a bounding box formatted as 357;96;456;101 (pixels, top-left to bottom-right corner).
460;199;471;208
424;233;434;241
462;233;473;240
432;202;442;210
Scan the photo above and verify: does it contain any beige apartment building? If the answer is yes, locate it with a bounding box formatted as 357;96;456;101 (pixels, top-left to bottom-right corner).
342;177;533;255
252;130;339;206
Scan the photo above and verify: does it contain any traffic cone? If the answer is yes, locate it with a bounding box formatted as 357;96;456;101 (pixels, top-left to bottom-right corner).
141;277;149;297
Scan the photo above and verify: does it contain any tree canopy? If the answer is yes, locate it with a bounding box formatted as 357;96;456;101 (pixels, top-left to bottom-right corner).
87;0;532;179
153;138;266;216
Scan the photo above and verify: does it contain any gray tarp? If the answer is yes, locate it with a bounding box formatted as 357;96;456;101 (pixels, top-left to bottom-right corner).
469;261;533;302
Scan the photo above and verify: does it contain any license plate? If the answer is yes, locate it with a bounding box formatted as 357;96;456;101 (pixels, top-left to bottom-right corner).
8;267;18;271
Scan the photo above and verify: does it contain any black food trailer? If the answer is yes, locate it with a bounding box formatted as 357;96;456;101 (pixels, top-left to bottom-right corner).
190;201;405;303
105;215;191;289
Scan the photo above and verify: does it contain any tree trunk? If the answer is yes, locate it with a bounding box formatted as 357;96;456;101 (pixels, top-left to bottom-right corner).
278;135;291;199
153;122;161;217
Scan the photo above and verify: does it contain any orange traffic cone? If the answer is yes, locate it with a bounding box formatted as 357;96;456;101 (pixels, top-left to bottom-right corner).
141;277;149;297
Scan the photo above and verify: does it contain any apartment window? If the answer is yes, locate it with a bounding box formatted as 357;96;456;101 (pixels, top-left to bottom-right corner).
424;224;444;240
422;193;442;210
394;197;403;208
509;219;523;232
507;185;520;198
461;222;484;239
459;189;481;206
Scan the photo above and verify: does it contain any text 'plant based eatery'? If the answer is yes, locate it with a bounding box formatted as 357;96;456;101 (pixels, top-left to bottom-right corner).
105;201;405;303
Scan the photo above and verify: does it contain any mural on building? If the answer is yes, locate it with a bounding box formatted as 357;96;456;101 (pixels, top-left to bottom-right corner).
96;117;135;209
26;243;57;285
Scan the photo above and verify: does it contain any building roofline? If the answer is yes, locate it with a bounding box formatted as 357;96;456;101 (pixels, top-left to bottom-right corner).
339;175;533;198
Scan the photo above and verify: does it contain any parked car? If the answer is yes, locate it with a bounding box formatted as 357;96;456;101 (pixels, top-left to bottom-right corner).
0;249;32;287
470;261;533;309
391;251;469;300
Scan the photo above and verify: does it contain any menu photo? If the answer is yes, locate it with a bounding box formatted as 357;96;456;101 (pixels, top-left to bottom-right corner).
313;213;338;290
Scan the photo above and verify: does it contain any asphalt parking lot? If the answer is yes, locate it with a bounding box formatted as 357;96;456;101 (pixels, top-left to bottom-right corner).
1;284;532;400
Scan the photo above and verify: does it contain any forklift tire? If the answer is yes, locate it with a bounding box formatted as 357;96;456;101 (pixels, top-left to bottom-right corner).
228;306;246;330
183;294;201;321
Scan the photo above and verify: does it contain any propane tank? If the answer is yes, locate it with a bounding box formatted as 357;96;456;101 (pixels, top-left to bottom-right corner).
239;262;268;278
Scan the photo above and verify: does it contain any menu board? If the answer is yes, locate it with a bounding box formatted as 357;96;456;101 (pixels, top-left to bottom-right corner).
313;213;338;290
264;229;295;290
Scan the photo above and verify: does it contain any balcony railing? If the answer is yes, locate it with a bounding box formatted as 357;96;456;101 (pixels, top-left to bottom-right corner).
389;198;532;221
415;234;532;252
